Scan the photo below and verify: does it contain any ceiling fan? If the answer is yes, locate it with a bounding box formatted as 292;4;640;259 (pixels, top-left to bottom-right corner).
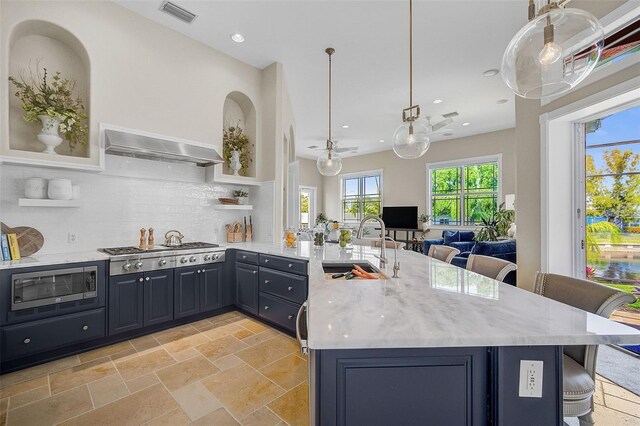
309;140;359;153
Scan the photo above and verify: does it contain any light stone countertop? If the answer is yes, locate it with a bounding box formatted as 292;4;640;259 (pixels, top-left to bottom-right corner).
230;241;640;350
0;250;110;270
4;241;640;351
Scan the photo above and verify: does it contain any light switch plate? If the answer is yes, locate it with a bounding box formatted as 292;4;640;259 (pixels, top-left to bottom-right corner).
519;360;543;398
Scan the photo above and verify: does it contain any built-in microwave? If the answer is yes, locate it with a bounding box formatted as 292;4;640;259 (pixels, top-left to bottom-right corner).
11;266;98;311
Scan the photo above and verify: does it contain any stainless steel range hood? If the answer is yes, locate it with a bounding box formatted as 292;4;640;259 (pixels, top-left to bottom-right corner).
104;129;223;167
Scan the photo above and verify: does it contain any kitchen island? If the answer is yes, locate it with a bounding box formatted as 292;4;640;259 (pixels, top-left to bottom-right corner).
230;241;640;425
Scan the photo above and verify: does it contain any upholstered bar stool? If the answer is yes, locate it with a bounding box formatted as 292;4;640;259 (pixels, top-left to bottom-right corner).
534;272;636;425
466;254;517;283
427;245;460;263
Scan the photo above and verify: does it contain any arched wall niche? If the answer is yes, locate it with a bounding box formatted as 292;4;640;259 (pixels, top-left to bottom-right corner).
8;20;91;158
222;91;257;178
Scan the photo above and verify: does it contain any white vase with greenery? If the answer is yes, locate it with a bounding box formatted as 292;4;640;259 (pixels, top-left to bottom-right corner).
37;115;63;154
9;66;88;155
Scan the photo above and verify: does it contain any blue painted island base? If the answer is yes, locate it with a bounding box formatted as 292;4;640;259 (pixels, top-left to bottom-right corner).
310;345;563;426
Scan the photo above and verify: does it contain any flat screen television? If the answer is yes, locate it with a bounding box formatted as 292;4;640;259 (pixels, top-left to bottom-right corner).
381;206;418;229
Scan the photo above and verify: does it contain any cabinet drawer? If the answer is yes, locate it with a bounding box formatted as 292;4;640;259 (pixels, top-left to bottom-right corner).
259;254;308;275
259;268;307;305
258;292;299;333
236;250;259;265
2;308;106;361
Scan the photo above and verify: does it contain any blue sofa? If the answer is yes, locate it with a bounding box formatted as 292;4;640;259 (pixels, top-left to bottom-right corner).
422;230;476;255
450;239;517;285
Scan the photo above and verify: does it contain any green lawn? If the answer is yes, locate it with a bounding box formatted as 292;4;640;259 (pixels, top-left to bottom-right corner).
592;233;640;244
595;282;640;309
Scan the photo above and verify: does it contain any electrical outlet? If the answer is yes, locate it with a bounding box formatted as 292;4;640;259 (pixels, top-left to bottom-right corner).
519;360;543;398
68;232;78;244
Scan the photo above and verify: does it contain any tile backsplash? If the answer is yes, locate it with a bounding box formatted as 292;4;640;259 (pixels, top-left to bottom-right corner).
0;156;273;255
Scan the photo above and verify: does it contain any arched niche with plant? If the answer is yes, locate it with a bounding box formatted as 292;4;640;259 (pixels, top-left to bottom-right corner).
222;91;256;178
7;20;91;158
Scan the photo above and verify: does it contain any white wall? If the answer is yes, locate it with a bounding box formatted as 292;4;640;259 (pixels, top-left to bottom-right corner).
0;158;265;254
321;129;516;235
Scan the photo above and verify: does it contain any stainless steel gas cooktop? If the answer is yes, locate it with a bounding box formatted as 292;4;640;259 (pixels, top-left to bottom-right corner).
99;242;225;276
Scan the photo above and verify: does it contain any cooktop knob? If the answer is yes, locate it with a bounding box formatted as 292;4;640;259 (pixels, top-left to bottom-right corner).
189;256;197;263
180;257;188;264
159;259;167;266
134;261;143;269
213;254;220;260
123;263;132;271
203;254;211;261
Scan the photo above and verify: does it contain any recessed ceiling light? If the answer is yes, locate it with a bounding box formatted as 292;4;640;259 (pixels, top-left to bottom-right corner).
433;99;443;104
462;122;471;126
482;69;499;77
497;99;509;104
230;33;245;43
443;133;453;137
378;139;385;143
341;124;349;129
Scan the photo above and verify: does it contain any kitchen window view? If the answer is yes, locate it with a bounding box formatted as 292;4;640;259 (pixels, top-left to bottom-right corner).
429;160;499;226
585;105;640;341
341;172;382;223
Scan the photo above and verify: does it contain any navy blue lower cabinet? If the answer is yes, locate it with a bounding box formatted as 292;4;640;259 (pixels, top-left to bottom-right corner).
236;263;259;314
143;270;174;327
174;266;200;319
312;347;489;426
200;263;223;313
311;345;564;426
108;273;144;335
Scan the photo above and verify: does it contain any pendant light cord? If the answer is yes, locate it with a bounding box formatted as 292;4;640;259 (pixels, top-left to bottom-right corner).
409;0;413;108
328;50;332;146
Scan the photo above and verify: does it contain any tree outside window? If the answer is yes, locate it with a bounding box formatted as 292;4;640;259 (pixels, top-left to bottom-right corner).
430;162;498;226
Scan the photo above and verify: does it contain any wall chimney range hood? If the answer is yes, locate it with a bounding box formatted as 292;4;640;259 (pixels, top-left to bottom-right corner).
104;129;223;167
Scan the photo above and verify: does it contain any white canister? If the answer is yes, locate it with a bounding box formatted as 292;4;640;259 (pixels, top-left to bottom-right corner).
25;177;48;199
72;184;81;200
48;179;73;200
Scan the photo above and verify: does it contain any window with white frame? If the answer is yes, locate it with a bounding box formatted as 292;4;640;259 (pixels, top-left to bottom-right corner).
427;156;501;226
341;170;382;223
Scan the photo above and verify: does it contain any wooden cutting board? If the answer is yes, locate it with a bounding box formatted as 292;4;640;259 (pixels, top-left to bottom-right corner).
1;222;45;257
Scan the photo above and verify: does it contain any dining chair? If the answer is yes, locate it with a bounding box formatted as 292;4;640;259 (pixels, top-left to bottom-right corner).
427;245;460;263
534;272;636;425
465;254;517;282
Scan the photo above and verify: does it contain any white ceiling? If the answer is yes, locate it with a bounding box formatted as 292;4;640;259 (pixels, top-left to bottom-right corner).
117;1;527;159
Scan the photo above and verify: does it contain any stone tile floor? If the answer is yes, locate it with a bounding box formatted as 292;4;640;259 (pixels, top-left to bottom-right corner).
562;374;640;426
0;311;308;426
1;309;639;425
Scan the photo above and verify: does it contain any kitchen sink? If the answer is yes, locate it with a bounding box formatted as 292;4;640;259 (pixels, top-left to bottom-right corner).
321;262;378;274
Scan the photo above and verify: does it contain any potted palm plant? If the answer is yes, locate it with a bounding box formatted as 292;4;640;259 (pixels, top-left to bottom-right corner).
9;66;88;155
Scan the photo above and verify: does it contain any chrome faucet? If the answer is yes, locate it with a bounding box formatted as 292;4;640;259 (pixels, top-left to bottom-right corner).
385;236;401;278
356;215;387;265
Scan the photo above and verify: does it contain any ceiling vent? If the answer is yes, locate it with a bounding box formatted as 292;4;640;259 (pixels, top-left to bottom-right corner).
442;111;459;119
160;1;197;24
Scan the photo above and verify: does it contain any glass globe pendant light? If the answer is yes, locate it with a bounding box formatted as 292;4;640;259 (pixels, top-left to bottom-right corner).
392;0;430;160
317;47;343;176
501;0;604;99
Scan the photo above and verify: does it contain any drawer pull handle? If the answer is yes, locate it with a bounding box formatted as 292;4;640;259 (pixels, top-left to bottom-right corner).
264;259;269;263
82;325;89;331
197;270;201;274
139;278;143;282
253;271;257;275
145;277;150;281
23;338;31;344
288;315;293;320
288;286;293;291
264;305;269;310
265;280;270;284
288;264;293;268
242;255;247;259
